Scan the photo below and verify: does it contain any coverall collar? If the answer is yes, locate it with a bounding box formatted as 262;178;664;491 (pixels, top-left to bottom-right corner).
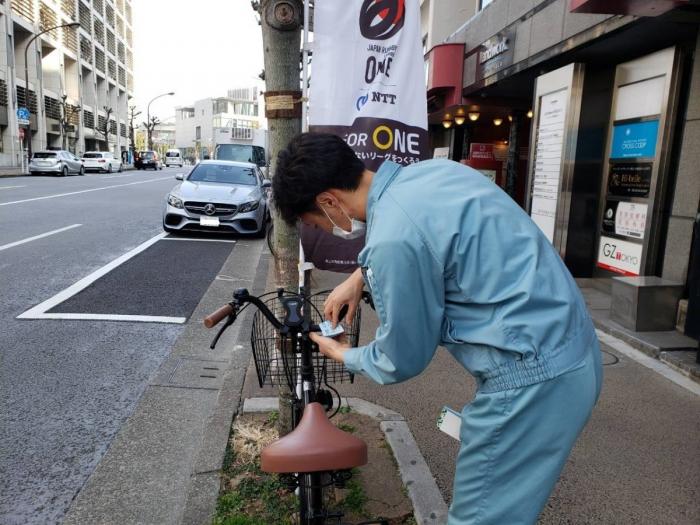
367;160;402;214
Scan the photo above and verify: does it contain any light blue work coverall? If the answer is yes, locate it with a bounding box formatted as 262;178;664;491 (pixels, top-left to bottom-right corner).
342;159;603;524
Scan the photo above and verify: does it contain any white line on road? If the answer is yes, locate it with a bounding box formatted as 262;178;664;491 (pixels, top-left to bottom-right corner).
0;224;82;252
596;329;700;396
161;236;237;243
26;313;186;324
0;185;26;190
101;173;140;179
0;176;172;206
17;232;175;323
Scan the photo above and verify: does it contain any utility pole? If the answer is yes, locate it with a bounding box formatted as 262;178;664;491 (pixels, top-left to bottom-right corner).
254;0;304;436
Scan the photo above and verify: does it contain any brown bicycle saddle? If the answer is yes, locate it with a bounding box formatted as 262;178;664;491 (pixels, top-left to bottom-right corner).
261;402;368;473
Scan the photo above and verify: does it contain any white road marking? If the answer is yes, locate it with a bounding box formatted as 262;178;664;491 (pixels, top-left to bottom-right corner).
161;236;237;243
17;232;172;322
102;173;140;179
26;313;186;324
0;176;172;206
0;224;82;252
0;185;26;190
597;329;700;396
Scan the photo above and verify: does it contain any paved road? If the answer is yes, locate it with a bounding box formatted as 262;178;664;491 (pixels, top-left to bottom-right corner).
0;167;260;524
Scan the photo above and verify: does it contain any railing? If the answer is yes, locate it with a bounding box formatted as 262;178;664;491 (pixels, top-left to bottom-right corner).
95;47;105;72
109;119;117;136
63;23;78;54
107;58;116;80
232;127;254;141
16;87;38;114
93;0;103;17
120;122;126;138
79;1;91;32
106;29;115;54
0;79;8;107
117;41;125;63
80;35;93;63
44;96;61;120
61;0;76;19
97;114;106;133
39;2;59;40
105;3;114;27
93;18;104;46
116;15;124;38
83;109;95;128
118;66;125;86
11;0;35;23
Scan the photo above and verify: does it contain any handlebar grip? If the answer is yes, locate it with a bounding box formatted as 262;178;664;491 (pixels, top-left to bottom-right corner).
204;304;234;328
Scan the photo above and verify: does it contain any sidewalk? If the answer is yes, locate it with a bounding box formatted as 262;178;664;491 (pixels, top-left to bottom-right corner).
244;269;700;524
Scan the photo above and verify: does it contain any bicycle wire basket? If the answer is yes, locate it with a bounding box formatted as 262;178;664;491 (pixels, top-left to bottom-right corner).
251;291;361;393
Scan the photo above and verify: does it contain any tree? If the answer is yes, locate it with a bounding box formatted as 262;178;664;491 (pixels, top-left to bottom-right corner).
144;115;161;150
97;106;113;151
255;0;304;436
129;105;141;156
59;95;81;152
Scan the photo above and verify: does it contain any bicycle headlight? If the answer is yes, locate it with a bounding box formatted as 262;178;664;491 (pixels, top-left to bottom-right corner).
167;194;184;209
238;200;260;213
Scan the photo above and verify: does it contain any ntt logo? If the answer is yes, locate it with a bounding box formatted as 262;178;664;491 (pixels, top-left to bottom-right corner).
359;0;405;40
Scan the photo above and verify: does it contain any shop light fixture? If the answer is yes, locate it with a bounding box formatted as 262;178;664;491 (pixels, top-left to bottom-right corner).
508;115;513;122
527;109;533;118
468;112;480;121
442;114;453;129
454;108;466;126
493;118;503;126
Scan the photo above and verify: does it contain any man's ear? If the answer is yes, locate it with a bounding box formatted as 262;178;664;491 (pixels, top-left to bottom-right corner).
315;191;336;209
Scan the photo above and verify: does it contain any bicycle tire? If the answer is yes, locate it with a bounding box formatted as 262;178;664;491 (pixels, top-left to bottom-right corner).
266;222;277;258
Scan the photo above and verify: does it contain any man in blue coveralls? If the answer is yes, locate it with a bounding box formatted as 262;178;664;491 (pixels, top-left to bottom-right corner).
272;132;603;524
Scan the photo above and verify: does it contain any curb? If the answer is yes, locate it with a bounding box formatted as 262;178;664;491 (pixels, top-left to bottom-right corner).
242;396;450;524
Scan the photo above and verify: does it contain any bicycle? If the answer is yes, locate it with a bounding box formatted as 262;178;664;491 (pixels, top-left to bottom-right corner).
205;268;386;525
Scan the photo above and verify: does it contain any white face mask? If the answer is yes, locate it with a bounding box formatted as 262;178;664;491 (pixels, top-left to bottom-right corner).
321;203;366;240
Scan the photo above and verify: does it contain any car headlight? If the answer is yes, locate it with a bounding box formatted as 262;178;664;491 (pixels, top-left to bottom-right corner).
238;200;260;213
167;194;184;209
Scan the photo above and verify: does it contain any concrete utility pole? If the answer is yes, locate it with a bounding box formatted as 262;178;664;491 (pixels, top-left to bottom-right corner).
255;0;304;436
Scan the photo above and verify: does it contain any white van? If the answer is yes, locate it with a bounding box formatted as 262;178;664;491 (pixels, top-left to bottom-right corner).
164;149;183;167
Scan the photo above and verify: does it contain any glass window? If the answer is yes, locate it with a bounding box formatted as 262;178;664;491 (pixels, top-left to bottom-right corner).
214;144;255;163
187;163;257;185
34;152;57;158
83;152;104;158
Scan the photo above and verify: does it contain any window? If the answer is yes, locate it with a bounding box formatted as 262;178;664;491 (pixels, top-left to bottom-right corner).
188;164;257;185
195;126;201;140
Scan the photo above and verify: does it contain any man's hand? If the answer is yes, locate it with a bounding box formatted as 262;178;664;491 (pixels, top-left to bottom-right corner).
324;268;364;326
310;332;351;363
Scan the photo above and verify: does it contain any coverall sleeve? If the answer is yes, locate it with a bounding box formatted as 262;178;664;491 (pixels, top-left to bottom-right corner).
342;236;444;384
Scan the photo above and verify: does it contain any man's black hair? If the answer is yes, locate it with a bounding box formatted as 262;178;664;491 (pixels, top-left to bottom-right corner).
272;132;365;225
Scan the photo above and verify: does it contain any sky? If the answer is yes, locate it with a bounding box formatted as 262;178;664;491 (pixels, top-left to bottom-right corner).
132;0;264;122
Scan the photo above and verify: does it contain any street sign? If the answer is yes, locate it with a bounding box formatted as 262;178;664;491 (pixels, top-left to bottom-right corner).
17;107;30;126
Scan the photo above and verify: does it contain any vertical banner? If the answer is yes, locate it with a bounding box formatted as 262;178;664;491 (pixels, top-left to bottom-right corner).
302;0;428;271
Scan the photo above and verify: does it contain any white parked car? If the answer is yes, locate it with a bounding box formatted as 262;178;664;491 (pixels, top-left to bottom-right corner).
82;151;122;173
164;149;183;167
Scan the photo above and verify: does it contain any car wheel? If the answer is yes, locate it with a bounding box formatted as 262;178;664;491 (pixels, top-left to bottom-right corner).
107;164;113;173
61;165;68;177
79;166;85;176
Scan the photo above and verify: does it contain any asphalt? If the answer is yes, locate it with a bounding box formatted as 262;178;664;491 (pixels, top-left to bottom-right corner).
50;238;235;317
0;168;263;524
244;269;700;525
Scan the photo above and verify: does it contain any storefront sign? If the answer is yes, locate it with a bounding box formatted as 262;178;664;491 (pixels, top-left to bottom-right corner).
469;143;494;160
475;29;515;82
602;200;648;239
530;88;567;242
433;146;450;159
608;162;652;197
597;235;643;276
610;120;659;158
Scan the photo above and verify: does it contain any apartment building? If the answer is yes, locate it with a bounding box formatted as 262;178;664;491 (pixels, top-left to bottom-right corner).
175;86;266;161
1;0;133;169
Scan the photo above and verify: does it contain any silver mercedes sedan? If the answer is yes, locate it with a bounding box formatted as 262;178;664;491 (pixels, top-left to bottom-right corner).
163;160;270;236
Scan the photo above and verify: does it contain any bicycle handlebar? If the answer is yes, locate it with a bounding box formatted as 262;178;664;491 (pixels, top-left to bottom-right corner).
203;304;234;328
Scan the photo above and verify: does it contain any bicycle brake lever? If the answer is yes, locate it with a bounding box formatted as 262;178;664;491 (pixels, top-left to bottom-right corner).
210;312;236;349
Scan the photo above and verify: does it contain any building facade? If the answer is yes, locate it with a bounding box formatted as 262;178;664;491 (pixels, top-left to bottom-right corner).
423;0;700;340
175;86;265;162
1;0;133;169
